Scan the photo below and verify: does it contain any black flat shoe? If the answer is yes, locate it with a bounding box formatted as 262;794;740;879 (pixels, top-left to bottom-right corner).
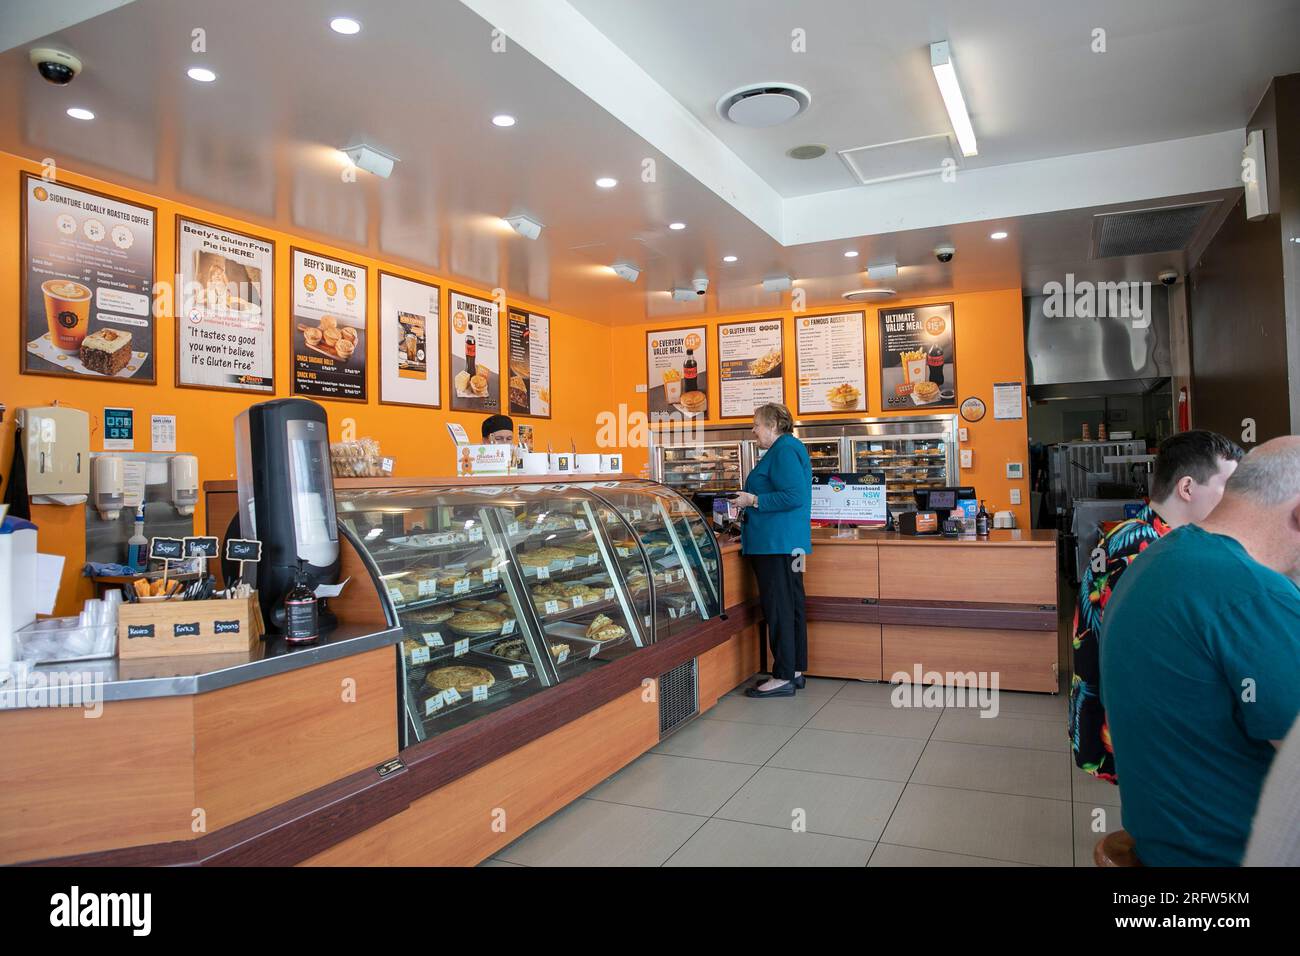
794;675;806;690
745;682;795;698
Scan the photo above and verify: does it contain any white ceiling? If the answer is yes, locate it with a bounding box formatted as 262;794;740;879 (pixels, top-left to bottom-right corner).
0;0;1287;323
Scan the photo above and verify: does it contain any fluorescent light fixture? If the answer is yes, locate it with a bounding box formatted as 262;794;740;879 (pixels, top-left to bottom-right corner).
722;255;738;263
187;67;216;82
611;262;641;283
669;222;686;231
762;275;793;293
990;230;1008;240
492;114;516;127
671;287;696;301
330;17;361;34
867;261;898;280
930;41;977;158
595;177;618;189
340;143;398;178
504;214;544;240
843;250;859;258
66;107;94;120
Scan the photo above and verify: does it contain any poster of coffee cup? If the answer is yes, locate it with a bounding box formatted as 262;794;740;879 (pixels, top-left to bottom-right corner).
176;217;274;393
717;319;784;419
21;174;156;383
507;307;552;418
448;289;500;413
646;326;708;419
379;271;441;408
879;303;957;411
291;248;368;403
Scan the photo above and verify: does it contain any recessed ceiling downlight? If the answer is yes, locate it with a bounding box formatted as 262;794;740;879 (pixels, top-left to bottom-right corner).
717;83;811;128
66;107;94;121
843;288;896;300
787;144;828;160
330;17;361;35
187;67;216;82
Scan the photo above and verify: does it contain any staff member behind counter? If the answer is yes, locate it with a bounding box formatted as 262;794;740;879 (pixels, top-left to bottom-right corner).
733;403;812;699
482;414;514;445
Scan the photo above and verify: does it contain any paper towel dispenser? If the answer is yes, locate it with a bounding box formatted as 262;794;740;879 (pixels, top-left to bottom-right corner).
19;406;90;500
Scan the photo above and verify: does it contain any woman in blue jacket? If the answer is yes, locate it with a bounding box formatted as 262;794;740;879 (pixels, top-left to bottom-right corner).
733;403;812;698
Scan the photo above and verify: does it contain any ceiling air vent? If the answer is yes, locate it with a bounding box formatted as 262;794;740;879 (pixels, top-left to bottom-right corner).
838;133;961;186
717;83;811;127
1090;202;1218;259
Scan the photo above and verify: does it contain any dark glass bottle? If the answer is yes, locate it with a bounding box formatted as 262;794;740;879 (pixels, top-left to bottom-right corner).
465;334;477;377
283;559;319;644
927;344;945;385
683;348;698;393
975;500;991;537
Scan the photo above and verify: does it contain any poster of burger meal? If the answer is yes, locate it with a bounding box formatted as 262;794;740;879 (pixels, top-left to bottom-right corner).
448;289;500;413
290;247;367;402
879;302;957;410
646;326;708;419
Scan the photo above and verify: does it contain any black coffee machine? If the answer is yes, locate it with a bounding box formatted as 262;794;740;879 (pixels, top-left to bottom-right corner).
230;398;341;634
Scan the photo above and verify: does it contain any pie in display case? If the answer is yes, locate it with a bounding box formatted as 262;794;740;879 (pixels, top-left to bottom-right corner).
336;479;723;746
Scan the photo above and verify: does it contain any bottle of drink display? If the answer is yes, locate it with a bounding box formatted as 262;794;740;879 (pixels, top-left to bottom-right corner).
927;344;945;386
466;334;477;377
683;349;698;393
975;500;991;537
283;559;320;644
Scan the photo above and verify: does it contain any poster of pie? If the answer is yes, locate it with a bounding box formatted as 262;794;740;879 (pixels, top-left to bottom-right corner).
507;307;552;418
379;271;441;408
646;326;708;419
717;319;784;419
176;217;274;392
879;302;957;411
448;289;500;413
290;248;367;402
794;311;867;414
20;173;156;383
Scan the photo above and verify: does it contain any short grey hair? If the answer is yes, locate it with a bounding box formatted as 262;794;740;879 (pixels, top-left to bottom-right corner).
754;403;794;434
1224;437;1300;507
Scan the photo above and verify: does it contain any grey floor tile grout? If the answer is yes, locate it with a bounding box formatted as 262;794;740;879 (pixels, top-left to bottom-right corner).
579;794;716;819
867;685;945;866
895;779;1073;807
871;842;1044;867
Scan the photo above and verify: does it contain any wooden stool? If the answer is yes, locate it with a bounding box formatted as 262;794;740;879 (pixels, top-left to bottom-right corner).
1094;829;1142;867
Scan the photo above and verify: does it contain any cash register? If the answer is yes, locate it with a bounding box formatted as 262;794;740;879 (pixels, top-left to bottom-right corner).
898;486;977;536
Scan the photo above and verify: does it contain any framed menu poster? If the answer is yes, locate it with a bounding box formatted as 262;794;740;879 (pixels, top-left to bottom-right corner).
448;288;500;413
879;302;957;411
507;307;552;418
176;216;275;393
378;271;441;408
20;173;157;383
794;311;867;414
646;326;707;419
717;318;784;419
290;248;367;402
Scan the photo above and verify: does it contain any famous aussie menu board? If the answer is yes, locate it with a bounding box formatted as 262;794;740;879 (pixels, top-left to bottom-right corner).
794;311;866;414
291;248;367;402
449;289;500;413
21;174;156;382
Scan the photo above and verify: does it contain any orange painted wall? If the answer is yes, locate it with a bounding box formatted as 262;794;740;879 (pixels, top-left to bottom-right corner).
0;152;612;614
610;289;1032;527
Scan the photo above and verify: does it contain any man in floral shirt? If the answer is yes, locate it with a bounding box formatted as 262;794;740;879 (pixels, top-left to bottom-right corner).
1069;430;1243;781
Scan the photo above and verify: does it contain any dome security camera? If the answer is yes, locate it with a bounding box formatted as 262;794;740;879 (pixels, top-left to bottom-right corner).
692;275;709;296
30;48;82;85
934;244;955;263
1158;270;1179;286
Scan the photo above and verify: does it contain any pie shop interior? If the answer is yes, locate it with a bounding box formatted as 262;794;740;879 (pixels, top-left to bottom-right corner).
0;0;1298;871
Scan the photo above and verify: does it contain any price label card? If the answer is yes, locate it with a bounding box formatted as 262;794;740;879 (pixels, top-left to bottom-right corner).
381;457;395;474
668;606;679;619
482;567;499;582
575;519;587;531
588;643;601;660
388;587;404;604
442;687;462;704
422;631;444;646
572;596;584;608
454;638;469;656
632;509;643;520
543;600;560;615
604;587;615;600
418;579;438;597
454;579;471;595
501;619;516;635
555;648;569;664
536;566;550;580
508;664;528;679
469;527;484;542
425;695;444;716
472;685;489;702
507;522;520;536
587;554;598;566
410;646;431;665
617;547;633;557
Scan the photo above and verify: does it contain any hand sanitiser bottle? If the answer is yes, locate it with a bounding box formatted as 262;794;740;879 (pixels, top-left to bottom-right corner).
127;507;148;572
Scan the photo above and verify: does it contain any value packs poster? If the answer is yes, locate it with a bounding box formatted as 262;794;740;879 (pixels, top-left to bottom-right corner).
291;248;367;402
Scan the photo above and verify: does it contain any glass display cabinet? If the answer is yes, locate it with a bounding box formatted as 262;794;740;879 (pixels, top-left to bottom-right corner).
852;434;955;512
654;441;743;494
336;479;722;747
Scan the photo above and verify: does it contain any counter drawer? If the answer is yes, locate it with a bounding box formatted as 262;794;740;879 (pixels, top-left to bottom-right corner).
878;545;1055;605
881;625;1057;693
806;621;881;681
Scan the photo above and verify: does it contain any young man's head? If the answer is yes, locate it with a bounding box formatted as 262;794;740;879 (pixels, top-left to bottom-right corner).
1203;436;1300;579
1149;430;1244;527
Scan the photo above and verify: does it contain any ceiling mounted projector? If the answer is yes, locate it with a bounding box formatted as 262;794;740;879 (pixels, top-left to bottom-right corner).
717;83;811;128
611;262;640;283
504;214;544;240
762;275;793;293
340;143;398;178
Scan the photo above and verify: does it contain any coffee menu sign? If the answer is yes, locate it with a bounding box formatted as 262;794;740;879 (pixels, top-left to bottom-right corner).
879;302;957;411
717;319;784;419
507;307;552;418
378;271;441;408
448;289;500;413
794;311;867;414
290;248;367;402
176;217;275;392
20;174;157;383
646;326;708;419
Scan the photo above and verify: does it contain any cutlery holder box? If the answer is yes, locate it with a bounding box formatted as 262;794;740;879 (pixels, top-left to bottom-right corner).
117;593;263;659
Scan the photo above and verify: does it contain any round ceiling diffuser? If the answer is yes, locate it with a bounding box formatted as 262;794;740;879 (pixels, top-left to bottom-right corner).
843;288;896;300
787;144;828;160
717;83;811;128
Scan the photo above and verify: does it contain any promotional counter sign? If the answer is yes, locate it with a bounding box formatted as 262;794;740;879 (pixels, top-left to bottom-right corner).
507;307;552;418
646;326;708;419
880;302;957;411
176;217;275;393
448;289;500;413
794;311;866;415
717;319;784;419
378;271;441;408
810;472;888;527
20;173;157;383
291;247;367;402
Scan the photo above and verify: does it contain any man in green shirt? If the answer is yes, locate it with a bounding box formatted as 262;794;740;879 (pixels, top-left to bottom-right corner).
1100;436;1300;866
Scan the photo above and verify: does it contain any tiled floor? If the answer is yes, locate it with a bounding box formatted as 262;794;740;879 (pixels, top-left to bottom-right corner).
488;675;1126;867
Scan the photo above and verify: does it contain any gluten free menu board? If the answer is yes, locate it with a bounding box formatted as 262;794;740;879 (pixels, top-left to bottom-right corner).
507;307;551;417
794;311;866;414
448;289;500;413
21;174;156;382
717;319;784;418
177;217;274;392
291;248;367;401
647;327;708;418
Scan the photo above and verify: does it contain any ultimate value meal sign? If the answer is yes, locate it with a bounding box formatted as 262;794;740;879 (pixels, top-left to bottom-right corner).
879;302;957;411
291;248;367;402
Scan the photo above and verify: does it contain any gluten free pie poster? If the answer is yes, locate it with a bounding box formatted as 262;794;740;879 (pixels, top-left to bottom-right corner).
21;174;156;382
717;319;784;418
448;289;500;413
291;248;367;402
